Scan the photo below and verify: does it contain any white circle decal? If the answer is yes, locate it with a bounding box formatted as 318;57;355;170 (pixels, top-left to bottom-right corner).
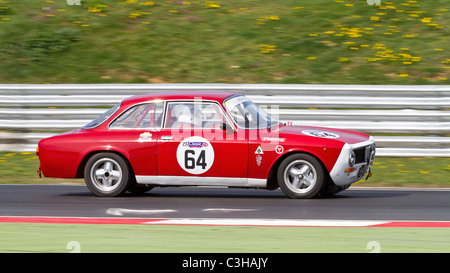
302;130;340;139
176;136;214;174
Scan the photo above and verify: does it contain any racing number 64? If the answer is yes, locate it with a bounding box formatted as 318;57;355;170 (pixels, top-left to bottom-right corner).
184;150;207;170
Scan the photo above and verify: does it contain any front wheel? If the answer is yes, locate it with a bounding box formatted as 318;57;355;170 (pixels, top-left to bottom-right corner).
277;154;325;199
84;153;132;197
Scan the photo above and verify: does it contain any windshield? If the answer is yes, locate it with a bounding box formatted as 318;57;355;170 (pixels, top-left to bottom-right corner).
224;95;280;129
82;103;120;129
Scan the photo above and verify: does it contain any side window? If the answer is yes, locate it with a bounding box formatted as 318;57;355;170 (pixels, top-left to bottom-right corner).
165;102;228;129
110;102;164;129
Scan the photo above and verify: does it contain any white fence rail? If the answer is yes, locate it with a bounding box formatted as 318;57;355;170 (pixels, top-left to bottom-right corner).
1;84;449;157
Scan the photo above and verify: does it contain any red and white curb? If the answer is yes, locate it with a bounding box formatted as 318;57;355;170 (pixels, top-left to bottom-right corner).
0;216;450;228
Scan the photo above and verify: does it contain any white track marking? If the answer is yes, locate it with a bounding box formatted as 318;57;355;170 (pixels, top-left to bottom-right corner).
144;218;389;227
106;208;177;216
202;208;260;212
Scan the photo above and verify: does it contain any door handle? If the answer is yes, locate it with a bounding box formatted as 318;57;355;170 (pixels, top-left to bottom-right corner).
161;135;173;141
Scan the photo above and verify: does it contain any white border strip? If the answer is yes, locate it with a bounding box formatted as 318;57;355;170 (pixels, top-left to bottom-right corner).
143;218;389;227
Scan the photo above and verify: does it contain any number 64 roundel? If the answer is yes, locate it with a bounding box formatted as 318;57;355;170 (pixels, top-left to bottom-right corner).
176;136;215;175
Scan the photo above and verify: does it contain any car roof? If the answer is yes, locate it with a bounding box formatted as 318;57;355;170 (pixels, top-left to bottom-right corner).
121;91;239;107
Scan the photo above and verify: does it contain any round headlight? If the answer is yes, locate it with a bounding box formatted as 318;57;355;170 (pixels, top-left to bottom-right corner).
349;151;356;166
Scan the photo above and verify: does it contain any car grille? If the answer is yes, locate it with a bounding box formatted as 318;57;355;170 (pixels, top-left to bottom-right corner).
354;145;375;164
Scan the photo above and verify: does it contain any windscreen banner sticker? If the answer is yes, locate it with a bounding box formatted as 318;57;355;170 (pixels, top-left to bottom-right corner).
177;136;214;174
301;130;340;139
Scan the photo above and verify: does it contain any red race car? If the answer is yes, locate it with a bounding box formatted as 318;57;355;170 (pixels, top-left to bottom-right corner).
37;91;375;198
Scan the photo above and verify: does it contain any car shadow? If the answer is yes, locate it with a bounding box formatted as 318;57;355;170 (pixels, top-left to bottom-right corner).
61;187;410;199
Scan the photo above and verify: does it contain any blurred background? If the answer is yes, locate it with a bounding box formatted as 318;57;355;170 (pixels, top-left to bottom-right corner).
0;0;449;84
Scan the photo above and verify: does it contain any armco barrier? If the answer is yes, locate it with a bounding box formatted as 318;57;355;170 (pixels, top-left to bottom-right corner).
0;84;449;156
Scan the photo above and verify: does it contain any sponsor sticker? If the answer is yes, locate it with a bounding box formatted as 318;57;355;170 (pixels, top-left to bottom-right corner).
261;137;285;142
256;155;262;166
302;130;340;139
138;132;152;142
255;145;264;154
275;145;284;154
182;141;209;148
177;136;214;175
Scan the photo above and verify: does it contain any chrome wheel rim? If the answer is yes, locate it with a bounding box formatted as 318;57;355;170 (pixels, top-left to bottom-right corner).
90;158;123;192
283;160;317;194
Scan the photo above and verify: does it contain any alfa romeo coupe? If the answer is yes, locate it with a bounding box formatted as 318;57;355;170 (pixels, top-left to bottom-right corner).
37;91;375;198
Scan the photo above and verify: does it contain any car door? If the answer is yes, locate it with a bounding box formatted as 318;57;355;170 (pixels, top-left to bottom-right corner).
156;100;248;185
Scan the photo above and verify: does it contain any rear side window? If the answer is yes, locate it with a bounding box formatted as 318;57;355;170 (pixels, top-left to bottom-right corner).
82;104;120;129
110;102;165;129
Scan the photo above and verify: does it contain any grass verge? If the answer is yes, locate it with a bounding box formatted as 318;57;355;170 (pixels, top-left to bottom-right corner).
1;0;450;84
0;223;449;253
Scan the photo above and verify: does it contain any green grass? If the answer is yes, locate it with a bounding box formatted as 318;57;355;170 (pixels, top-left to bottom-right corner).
1;0;450;84
356;157;450;187
0;151;82;184
1;152;449;187
0;223;449;253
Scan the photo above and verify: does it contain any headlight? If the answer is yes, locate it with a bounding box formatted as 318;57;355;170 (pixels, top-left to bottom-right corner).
349;150;356;166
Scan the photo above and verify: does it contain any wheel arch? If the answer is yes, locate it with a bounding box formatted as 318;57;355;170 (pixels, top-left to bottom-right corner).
75;150;134;178
266;150;331;190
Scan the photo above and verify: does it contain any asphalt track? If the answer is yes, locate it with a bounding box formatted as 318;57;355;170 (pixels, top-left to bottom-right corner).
0;184;449;221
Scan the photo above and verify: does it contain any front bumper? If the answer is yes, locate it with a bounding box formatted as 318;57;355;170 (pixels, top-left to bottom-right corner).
329;136;376;186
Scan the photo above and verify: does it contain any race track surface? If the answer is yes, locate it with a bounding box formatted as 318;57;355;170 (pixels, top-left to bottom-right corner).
0;184;449;221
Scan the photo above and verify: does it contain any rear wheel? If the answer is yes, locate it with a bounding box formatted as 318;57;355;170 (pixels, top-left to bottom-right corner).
277;153;325;199
84;153;132;197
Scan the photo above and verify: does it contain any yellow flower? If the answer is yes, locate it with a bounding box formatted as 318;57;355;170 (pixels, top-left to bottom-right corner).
306;57;317;60
205;1;221;8
140;1;155;5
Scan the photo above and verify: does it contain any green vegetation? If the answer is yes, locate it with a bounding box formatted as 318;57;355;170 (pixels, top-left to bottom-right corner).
0;0;450;84
1;152;449;187
356;157;450;187
1;223;449;252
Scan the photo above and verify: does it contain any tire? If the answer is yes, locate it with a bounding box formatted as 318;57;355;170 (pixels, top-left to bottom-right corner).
277;153;325;199
84;153;132;197
128;183;153;194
